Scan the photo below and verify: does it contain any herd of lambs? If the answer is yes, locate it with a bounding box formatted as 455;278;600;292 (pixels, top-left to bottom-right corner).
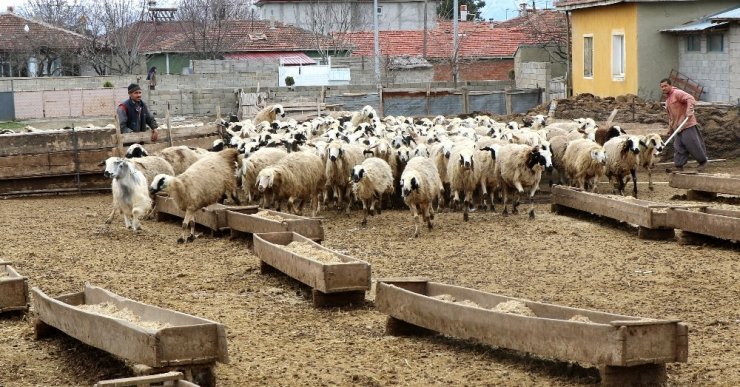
101;103;666;241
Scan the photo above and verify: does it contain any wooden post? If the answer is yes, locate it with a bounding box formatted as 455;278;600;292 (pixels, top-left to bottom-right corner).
604;108;619;128
113;112;124;158
547;100;558;122
505;91;513;115
425;84;431;116
462;86;470;114
378;85;384;117
216;105;221;122
166;104;173;147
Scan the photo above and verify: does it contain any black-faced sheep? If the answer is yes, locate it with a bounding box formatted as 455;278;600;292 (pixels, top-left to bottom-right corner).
350;105;378;128
104;159;152;231
256;151;326;217
400;157;444;238
637;133;665;191
495;143;553;219
603;135;642;197
149;149;240;243
562;139;607;192
351;157;394;226
253;104;285;125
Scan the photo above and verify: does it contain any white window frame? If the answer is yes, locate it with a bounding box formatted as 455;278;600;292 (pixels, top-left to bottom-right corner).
611;33;625;81
583;34;594;78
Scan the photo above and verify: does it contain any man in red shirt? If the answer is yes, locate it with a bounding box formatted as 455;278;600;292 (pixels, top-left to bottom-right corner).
660;78;708;172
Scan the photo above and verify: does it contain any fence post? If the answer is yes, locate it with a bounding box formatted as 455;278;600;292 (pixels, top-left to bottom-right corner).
505;91;513;115
462;86;470;114
425;84;431;116
378;85;384;117
166;104;173;147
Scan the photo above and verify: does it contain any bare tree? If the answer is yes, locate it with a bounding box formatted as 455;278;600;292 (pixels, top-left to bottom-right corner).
19;0;86;30
78;0;150;75
175;0;251;60
305;1;368;63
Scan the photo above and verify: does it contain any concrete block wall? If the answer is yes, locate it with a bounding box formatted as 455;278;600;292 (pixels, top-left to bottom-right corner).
678;34;732;102
729;25;740;104
516;62;550;92
193;59;280;74
13;88;128;119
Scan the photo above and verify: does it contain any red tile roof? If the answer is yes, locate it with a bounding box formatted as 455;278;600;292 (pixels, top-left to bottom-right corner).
0;12;89;51
555;0;676;10
138;20;343;54
340;11;567;59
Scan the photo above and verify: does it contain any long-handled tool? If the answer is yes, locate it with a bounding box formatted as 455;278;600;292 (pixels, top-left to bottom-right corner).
663;116;690;146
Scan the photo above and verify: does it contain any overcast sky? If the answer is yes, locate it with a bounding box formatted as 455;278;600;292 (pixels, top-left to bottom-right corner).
0;0;558;24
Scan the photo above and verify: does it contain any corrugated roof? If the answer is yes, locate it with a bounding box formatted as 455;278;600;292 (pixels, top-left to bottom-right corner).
223;51;316;65
661;5;739;33
710;6;740;22
661;20;727;32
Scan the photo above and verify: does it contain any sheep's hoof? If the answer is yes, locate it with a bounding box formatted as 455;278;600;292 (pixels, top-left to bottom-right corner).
187;234;196;243
463;212;469;222
429;212;435;220
375;208;382;215
105;218;113;225
413;232;419;238
649;186;655;191
177;237;186;244
361;219;367;227
427;222;433;230
528;209;535;219
502;209;509;217
512;208;519;215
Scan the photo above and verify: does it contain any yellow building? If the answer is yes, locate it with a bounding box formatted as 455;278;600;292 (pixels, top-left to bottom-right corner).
556;0;738;101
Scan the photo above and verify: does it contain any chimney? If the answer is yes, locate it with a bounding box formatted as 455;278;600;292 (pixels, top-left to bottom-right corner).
460;5;468;21
7;6;14;13
519;0;528;16
270;11;276;29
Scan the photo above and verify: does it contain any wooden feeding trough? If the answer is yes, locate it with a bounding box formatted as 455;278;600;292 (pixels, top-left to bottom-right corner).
669;172;740;201
375;279;688;387
226;209;324;243
95;371;199;387
253;232;370;307
33;284;228;386
0;261;29;313
155;195;257;236
551;185;674;239
667;207;740;243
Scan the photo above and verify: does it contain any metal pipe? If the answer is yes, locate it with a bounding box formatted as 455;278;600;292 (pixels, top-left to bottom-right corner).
373;0;381;87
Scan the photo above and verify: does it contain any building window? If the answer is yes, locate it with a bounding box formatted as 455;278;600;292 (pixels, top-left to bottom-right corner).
612;34;625;80
708;33;724;52
686;35;701;52
583;35;593;78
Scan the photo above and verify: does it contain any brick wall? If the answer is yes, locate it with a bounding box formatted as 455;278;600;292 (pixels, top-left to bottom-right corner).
433;59;515;82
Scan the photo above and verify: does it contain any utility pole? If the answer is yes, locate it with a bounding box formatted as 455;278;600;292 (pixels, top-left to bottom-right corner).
423;0;428;58
373;0;381;87
453;0;459;85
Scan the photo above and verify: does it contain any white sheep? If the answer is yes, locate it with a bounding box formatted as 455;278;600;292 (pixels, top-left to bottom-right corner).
637;133;665;191
476;145;501;212
157;145;208;175
149;149;241;243
350;105;378;128
253;104;286;125
238;147;288;205
446;144;480;221
256;151;326;217
547;135;569;186
400;157;444;238
351;157;394;226
325;140;365;213
104;158;152;232
495;143;552;219
562;139;607;192
604;135;642;197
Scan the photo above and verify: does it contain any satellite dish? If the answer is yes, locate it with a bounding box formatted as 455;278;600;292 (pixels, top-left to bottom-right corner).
24;24;29;33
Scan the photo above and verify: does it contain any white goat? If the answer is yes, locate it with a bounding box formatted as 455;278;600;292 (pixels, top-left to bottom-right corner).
104;158;152;231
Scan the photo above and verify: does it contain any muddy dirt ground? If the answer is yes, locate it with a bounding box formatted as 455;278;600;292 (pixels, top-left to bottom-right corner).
0;158;738;386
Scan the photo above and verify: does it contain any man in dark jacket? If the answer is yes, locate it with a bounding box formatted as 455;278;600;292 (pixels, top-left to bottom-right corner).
117;83;159;142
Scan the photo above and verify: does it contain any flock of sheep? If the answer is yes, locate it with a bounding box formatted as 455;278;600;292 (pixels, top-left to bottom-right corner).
101;103;666;241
